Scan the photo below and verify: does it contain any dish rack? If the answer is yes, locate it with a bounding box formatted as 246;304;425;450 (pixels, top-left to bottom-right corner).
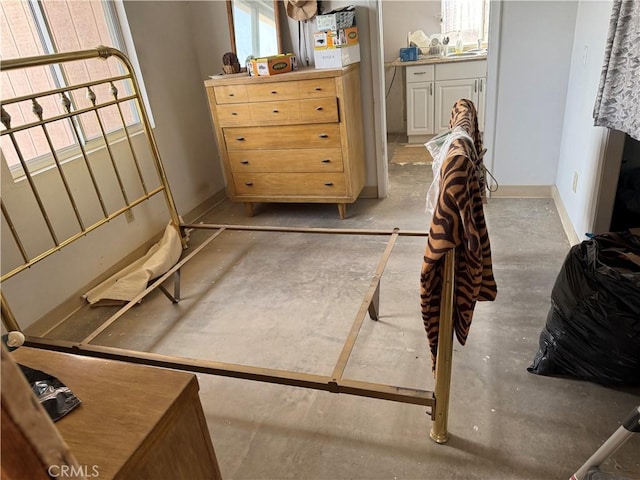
422;44;445;57
408;31;448;58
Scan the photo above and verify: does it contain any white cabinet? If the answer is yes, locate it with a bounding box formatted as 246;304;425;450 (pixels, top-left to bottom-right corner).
407;82;435;135
434;79;477;132
406;65;435;136
406;59;487;142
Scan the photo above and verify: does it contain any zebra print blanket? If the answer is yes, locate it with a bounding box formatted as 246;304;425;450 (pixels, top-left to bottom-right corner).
420;99;498;369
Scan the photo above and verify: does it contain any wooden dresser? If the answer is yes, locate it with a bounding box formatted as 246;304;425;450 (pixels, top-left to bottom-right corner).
204;65;365;219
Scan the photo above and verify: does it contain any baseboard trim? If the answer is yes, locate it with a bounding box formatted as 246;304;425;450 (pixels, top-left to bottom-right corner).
25;189;230;337
551;185;581;245
488;185;580;245
489;185;553;198
186;188;228;223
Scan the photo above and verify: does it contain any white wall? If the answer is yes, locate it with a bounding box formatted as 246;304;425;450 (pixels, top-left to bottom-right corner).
189;2;233;80
555;0;613;240
489;1;577;186
123;1;225;211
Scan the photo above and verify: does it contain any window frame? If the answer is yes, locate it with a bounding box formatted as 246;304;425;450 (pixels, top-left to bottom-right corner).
440;0;491;47
1;0;147;181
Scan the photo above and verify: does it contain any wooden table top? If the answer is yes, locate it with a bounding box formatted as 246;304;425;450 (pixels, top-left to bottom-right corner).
12;347;199;479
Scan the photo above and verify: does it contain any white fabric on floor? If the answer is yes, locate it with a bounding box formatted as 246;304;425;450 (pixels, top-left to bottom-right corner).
84;224;182;305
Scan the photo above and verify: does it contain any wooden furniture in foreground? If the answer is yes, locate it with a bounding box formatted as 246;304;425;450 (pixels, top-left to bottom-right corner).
8;347;221;480
204;65;366;219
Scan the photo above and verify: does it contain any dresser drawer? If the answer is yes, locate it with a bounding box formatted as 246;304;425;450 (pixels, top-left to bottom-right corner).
216;104;251;126
233;172;347;196
300;97;339;123
298;78;336;98
214;85;248;104
224;124;342;150
249;100;301;124
248;98;339;125
228;148;343;173
247;82;300;102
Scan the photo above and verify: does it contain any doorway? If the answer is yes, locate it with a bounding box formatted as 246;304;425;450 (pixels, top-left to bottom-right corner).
372;0;501;198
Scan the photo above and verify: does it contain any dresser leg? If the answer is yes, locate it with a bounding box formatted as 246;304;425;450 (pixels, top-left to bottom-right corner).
244;202;254;217
337;203;347;219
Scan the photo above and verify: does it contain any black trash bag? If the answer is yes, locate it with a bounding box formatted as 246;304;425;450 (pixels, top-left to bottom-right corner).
19;364;82;422
528;231;640;386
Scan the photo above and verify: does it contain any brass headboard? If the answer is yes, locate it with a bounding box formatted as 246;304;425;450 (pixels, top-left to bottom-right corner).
1;47;181;330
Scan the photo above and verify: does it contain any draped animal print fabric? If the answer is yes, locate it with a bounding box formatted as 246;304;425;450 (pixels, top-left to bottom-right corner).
420;99;497;369
593;0;640;141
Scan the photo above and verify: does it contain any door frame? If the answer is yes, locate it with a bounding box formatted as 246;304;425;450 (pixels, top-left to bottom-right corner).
370;0;503;196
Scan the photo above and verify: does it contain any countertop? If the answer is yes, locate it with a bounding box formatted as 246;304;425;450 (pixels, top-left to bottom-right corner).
386;53;487;68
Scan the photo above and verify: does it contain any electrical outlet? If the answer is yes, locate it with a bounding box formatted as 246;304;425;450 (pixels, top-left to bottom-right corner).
125;210;135;223
572;172;579;193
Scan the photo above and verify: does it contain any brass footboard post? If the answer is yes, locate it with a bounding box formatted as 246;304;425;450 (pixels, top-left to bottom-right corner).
430;248;456;444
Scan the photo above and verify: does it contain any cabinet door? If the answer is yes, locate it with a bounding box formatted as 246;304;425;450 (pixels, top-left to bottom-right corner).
407;81;434;136
434;79;478;132
477;77;486;132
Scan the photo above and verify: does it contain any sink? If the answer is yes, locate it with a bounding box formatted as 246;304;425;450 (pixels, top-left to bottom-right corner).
446;49;487;58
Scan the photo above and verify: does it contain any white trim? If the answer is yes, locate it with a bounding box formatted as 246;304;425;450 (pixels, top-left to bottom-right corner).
552;185;581;245
371;0;388;199
588;128;625;234
489;185;552;198
483;0;502;179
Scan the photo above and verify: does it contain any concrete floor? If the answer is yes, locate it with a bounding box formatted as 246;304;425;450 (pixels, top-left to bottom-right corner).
47;162;639;479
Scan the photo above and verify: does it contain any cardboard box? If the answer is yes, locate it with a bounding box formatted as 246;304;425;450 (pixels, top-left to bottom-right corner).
250;53;297;76
313;27;359;50
314;44;360;69
316;6;355;32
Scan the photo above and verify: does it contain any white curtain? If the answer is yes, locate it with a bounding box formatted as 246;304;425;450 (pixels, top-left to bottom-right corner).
441;0;489;45
593;0;640;141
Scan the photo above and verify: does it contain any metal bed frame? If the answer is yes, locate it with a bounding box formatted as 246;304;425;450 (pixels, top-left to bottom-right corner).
0;47;456;444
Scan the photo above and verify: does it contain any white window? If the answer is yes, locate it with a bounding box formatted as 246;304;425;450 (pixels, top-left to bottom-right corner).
441;0;490;47
0;0;140;178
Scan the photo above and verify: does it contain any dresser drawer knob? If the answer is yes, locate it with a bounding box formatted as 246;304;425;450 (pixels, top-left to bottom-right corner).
231;112;238;115
324;182;334;186
321;159;331;163
271;90;277;94
236;136;245;141
319;134;329;138
245;182;254;186
240;160;249;165
316;107;323;111
272;109;279;113
315;87;322;91
229;93;235;96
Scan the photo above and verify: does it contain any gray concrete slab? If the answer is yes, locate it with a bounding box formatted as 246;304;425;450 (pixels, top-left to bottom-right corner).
47;163;640;479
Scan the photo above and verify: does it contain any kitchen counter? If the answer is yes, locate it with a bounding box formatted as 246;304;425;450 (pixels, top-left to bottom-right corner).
386;53;487;68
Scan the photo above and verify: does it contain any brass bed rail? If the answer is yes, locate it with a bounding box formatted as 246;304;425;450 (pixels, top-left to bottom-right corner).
1;47;456;444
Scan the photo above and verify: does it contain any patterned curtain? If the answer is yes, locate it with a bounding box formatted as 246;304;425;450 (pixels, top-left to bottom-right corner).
593;0;640;141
